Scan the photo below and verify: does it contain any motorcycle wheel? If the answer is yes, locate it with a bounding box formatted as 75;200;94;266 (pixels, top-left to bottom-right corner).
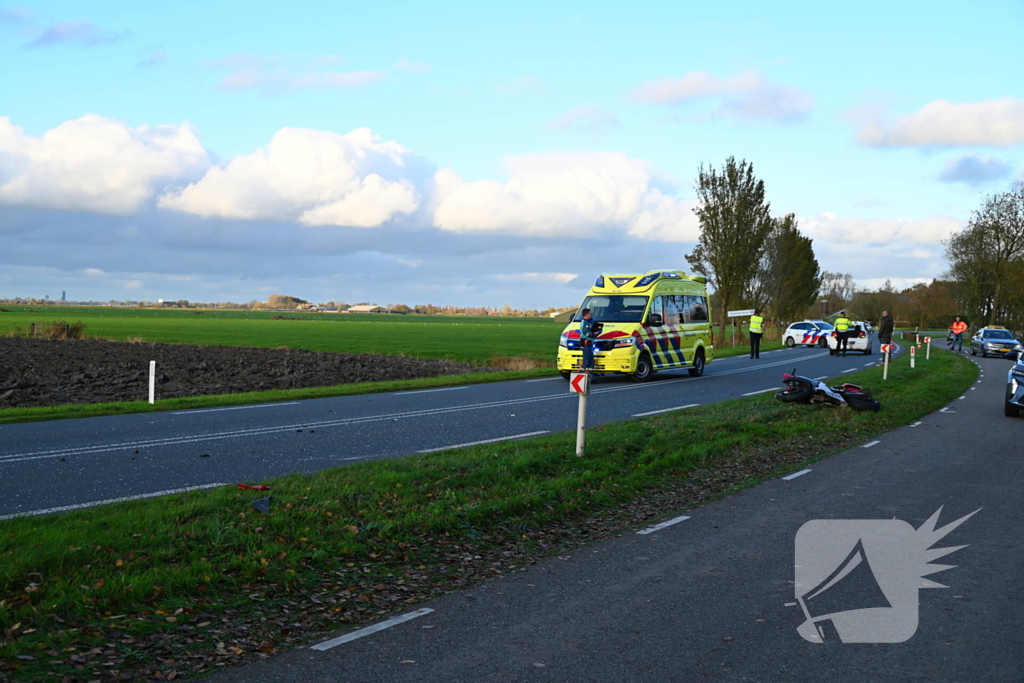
775;387;814;403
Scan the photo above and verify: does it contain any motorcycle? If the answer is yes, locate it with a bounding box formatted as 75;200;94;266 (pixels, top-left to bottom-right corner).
775;369;881;411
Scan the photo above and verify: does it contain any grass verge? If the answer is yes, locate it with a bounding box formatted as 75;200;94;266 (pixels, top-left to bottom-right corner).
0;342;781;426
0;348;975;681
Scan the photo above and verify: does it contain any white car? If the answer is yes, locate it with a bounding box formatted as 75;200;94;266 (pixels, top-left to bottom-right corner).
827;320;873;355
783;320;834;348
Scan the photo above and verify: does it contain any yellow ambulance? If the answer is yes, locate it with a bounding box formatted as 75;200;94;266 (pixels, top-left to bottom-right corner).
557;270;714;381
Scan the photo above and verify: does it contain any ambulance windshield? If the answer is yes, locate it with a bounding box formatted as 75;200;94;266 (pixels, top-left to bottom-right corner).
574;296;649;323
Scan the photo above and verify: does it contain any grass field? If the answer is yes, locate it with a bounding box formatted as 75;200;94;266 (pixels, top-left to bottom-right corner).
0;348;976;681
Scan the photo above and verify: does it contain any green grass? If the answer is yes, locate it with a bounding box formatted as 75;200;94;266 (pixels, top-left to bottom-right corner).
0;348;976;680
0;304;781;424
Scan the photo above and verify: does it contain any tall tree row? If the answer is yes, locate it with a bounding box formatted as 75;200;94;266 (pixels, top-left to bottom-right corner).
944;181;1024;327
686;157;821;339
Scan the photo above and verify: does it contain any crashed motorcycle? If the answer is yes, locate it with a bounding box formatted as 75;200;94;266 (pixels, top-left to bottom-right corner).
775;369;881;411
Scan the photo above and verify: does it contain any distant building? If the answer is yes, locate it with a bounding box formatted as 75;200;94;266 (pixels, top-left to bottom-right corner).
61;291;66;302
346;304;389;314
550;308;578;323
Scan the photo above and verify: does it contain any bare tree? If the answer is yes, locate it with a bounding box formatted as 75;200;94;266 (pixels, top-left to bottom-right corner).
686;157;774;342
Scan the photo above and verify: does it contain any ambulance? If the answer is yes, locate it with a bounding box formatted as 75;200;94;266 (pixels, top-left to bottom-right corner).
557;270;714;381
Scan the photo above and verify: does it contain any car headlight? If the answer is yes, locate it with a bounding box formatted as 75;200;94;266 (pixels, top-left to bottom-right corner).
1012;366;1024;378
559;334;569;348
986;342;998;348
614;337;636;348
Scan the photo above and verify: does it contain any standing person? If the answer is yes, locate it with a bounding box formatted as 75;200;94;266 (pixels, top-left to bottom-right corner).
878;310;894;347
834;311;852;357
748;308;764;359
950;316;968;353
579;308;596;371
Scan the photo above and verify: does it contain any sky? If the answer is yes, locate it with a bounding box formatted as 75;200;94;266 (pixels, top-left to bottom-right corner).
2;0;1023;309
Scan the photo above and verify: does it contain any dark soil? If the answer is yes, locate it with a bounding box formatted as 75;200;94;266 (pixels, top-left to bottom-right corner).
0;338;493;408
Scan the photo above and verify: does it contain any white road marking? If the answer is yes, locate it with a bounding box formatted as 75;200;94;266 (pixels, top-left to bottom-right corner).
863;362;874;366
782;469;812;481
958;395;966;400
0;351;832;465
637;514;691;535
0;483;227;521
525;377;562;382
416;431;549;454
862;440;880;448
909;421;922;427
311;608;434;651
940;407;956;413
741;388;776;396
632;404;699;417
970;387;976;391
813;376;828;381
171;403;300;415
394;386;469;395
842;368;857;373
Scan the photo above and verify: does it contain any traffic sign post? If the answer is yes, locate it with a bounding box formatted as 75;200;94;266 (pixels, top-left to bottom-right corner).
881;344;893;380
924;337;931;360
570;371;590;457
727;309;756;349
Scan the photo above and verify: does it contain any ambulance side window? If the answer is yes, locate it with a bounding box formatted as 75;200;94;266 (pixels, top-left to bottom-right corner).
686;295;709;322
652;296;663;322
662;295;683;324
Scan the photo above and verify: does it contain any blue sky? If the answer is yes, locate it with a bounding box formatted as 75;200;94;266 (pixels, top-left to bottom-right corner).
2;0;1023;307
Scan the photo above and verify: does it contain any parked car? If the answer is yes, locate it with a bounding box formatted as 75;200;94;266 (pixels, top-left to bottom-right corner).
782;320;834;348
970;326;1022;358
1004;346;1024;417
827;321;873;355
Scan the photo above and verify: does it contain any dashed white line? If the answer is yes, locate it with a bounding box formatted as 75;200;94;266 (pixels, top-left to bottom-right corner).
637;514;691;535
394;386;469;395
842;368;857;373
311;608;434;651
525;377;562;383
782;469;812;481
958;395;966;400
863;362;874;366
813;376;828;381
416;431;549;454
0;483;228;521
632;404;700;417
939;407;956;413
741;388;776;396
909;421;922;427
171;402;300;415
862;440;881;448
970;387;976;391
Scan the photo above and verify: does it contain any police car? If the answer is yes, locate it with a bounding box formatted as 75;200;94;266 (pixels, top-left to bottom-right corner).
970;326;1022;358
782;320;834;348
827;320;873;355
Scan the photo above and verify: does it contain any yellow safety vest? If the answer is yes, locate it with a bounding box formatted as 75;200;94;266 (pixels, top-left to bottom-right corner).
749;315;764;334
835;317;851;332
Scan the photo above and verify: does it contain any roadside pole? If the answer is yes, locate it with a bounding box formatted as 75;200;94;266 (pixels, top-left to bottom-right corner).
570;371;590;457
925;337;931;360
148;360;156;404
726;308;756;353
910;345;916;369
882;344;892;380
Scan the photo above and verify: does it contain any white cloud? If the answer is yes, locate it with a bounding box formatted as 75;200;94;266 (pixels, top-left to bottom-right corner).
938;153;1012;185
493;272;579;284
801;212;962;246
628;69;812;122
857;98;1024;147
160;127;422;228
0;114;209;214
26;19;130;48
433;152;699;241
548;105;621;140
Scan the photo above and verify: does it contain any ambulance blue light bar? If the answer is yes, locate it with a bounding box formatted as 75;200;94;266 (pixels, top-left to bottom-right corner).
594;274;605;287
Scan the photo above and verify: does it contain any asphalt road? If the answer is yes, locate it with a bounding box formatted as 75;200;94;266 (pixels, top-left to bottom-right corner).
206;350;1023;683
0;341;898;518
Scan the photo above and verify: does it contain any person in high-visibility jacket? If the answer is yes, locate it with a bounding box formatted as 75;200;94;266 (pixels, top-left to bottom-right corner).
748;308;764;359
950;316;968;353
834;312;852;357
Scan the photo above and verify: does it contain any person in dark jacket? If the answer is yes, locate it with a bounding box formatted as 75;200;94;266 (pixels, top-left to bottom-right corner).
878;311;894;346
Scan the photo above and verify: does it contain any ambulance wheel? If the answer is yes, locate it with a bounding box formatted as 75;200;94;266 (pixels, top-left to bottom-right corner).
631;353;654;382
561;371;572;380
688;349;705;377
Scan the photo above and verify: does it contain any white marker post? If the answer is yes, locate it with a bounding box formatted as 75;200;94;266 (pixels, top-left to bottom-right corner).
882;344;892;380
149;360;156;405
925;337;931;360
570;371;590;457
910;345;916;369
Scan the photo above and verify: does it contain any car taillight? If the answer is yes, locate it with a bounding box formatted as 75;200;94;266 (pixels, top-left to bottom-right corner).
831;331;837;337
859;332;866;338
